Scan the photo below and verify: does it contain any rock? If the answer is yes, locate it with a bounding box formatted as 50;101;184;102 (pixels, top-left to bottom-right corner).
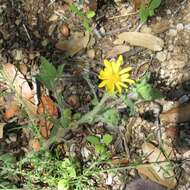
156;51;167;62
87;49;95;59
166;9;171;15
168;29;177;36
176;23;184;31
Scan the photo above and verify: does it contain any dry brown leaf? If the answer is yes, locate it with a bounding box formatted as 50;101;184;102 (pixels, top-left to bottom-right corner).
105;45;130;58
37;95;58;139
114;32;164;51
137;142;177;189
55;32;90;56
130;0;149;9
4;99;19;120
160;103;190;123
2;64;37;115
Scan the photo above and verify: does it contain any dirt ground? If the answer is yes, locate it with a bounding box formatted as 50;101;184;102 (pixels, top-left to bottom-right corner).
1;0;190;189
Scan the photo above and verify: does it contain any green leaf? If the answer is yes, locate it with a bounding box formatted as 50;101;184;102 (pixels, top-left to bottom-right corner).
63;108;72;128
149;9;155;16
57;64;64;76
101;108;120;126
95;144;105;154
58;179;69;190
139;6;150;22
136;83;162;101
36;57;57;90
86;136;100;145
149;0;161;10
102;134;113;145
86;11;95;18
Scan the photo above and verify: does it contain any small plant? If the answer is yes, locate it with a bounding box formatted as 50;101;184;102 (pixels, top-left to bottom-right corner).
139;0;162;22
86;134;113;160
69;4;95;32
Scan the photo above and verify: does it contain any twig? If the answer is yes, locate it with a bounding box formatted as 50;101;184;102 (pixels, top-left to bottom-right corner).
23;24;32;41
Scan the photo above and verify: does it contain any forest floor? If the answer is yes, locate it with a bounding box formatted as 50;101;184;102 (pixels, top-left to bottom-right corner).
0;0;190;189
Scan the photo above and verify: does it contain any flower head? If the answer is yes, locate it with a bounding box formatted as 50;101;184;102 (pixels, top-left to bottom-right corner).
98;55;135;94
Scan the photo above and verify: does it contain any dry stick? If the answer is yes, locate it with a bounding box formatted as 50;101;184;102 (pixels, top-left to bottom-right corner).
23;24;32;42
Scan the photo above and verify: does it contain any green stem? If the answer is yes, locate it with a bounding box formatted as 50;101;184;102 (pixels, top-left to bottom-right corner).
77;93;110;125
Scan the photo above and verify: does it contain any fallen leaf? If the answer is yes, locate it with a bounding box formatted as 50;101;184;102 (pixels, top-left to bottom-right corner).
131;0;149;9
37;95;58;139
160;103;190;123
4;99;19;120
55;32;90;56
137;142;177;189
105;45;130;58
2;64;37;115
114;32;164;51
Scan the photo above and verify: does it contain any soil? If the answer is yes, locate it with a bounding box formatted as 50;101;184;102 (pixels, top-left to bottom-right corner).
1;0;190;189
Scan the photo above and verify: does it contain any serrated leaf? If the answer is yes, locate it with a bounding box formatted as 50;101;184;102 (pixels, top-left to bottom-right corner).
149;0;161;10
86;136;100;145
102;134;113;145
86;11;95;18
136;83;162;101
36;57;57;90
101;108;120;126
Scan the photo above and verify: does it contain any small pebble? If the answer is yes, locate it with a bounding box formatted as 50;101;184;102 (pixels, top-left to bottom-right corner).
156;51;167;62
166;9;172;14
176;23;184;31
168;29;177;36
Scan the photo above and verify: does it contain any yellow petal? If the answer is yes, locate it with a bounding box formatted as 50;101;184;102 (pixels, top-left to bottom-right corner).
125;79;135;84
119;67;132;75
99;70;110;80
116;55;123;66
118;81;127;88
120;74;130;81
104;59;112;70
115;83;122;94
98;80;107;88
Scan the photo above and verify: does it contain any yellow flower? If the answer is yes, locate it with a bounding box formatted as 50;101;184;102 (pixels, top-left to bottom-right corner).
98;55;135;94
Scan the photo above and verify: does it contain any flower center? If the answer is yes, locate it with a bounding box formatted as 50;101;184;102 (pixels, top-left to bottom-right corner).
110;73;120;84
